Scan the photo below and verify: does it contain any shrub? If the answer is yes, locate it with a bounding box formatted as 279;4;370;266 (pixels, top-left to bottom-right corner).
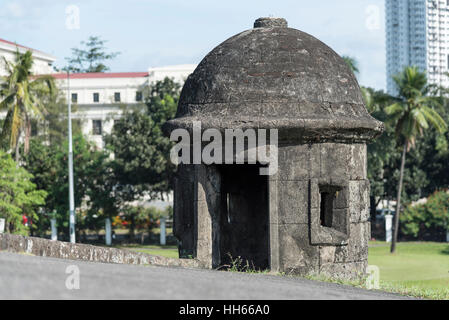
401;190;449;240
0;150;47;235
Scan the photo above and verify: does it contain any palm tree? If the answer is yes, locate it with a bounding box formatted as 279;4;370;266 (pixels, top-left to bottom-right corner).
386;66;447;253
342;55;360;75
0;50;54;161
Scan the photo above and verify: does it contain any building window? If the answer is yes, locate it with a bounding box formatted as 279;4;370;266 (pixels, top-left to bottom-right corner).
93;92;99;103
92;120;102;135
71;93;77;103
31;120;38;137
136;91;143;102
319;187;339;228
114;92;121;102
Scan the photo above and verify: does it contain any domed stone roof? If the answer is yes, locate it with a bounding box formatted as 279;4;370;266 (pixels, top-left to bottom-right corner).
165;18;383;142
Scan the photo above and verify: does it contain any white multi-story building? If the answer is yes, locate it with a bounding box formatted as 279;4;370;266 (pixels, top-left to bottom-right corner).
0;38;195;210
53;72;150;148
53;64;196;148
0;37;196;149
0;38;56;76
147;64;197;84
386;0;449;94
0;38;56;121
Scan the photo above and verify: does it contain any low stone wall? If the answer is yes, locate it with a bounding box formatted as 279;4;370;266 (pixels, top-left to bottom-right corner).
0;233;202;269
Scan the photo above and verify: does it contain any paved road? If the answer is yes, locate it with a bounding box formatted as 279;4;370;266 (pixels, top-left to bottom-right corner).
0;251;408;300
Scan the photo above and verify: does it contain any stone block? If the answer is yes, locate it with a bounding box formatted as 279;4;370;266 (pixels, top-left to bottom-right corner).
320;143;350;180
319;261;368;280
334;222;370;263
348;144;367;180
268;179;279;224
349;180;370;223
309;144;321;179
195;201;212;242
319;246;336;265
310;179;320;209
278;180;309;224
269;223;280;272
196;239;212;268
278;224;319;275
335;185;349;209
278;144;311;180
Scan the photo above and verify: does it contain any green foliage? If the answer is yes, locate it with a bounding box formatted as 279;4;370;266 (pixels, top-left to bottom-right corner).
401;190;449;238
85;149;118;220
342;55;359;75
22;134;116;239
369;66;447;251
222;253;269;274
146;77;181;121
105;78;180;201
365;67;449;209
0;150;46;235
63;36;120;73
0;50;54;156
121;205;169;240
37;81;82;145
386;66;447;147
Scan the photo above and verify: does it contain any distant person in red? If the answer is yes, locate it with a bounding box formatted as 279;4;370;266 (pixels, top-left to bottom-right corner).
22;215;28;227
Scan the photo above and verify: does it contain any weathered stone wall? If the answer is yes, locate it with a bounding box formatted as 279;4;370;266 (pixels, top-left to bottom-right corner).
0;233;202;268
171;142;370;279
165;17;382;280
274;142;369;279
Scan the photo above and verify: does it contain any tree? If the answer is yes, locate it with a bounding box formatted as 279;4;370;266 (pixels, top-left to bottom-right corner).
64;36;120;73
342;55;359;75
386;66;447;253
105;78;181;202
37;82;82;145
106;110;169;202
400;190;449;241
362;87;397;219
22;134;102;240
0;50;55;160
85;148;119;236
21;137;61;236
0;150;46;235
364;85;449;218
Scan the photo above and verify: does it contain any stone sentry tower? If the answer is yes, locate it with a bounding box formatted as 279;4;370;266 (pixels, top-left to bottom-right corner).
164;17;383;278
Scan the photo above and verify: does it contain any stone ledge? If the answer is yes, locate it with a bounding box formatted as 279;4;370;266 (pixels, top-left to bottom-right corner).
0;233;203;269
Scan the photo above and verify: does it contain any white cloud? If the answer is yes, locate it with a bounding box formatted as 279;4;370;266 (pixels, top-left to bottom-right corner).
7;2;24;18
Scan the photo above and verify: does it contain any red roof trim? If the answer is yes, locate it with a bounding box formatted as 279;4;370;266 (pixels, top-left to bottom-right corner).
0;38;48;55
49;72;149;79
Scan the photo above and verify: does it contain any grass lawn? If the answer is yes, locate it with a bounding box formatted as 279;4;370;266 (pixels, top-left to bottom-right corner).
368;241;449;299
117;244;179;259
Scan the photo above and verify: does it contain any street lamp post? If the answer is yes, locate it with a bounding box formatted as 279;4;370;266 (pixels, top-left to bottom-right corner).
67;72;76;243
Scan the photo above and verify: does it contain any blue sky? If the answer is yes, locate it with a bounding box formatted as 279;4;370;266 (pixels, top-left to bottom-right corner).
0;0;386;90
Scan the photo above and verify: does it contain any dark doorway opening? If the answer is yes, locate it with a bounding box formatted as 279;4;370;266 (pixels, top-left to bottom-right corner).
217;164;270;271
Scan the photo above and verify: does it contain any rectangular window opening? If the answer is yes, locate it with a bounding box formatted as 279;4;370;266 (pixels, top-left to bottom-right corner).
136;91;143;102
92;120;102;135
320;191;334;228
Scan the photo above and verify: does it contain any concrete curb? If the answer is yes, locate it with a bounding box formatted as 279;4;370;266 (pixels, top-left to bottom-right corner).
0;233;203;269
